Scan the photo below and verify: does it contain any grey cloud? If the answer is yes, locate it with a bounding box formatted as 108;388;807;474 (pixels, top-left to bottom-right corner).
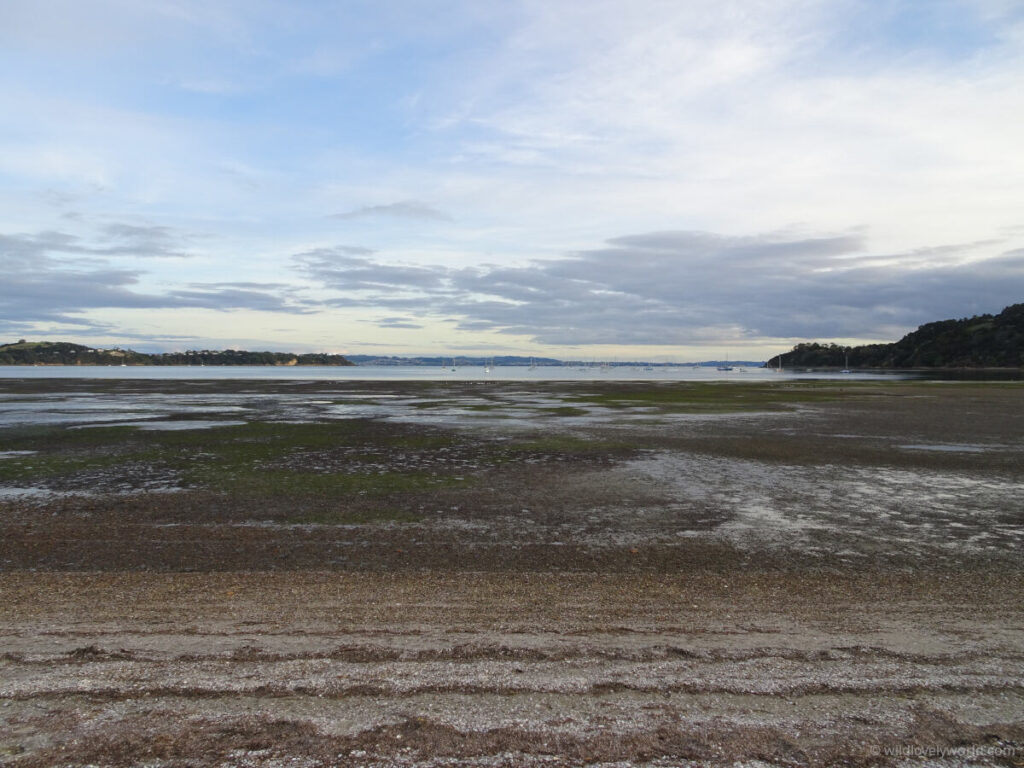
475;232;1020;343
297;230;1024;345
99;223;190;258
1;232;80;267
297;246;379;260
0;316;116;339
375;317;424;329
604;231;862;262
186;281;293;290
1;228;312;328
0;223;191;263
449;320;497;331
163;287;314;314
0;267;310;322
330;201;451;222
294;247;452;293
1;264;169;317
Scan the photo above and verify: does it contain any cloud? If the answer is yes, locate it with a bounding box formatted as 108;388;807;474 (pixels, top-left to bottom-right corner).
185;281;297;291
330;201;451;222
99;224;192;258
295;229;1024;345
0;224;192;262
450;230;1024;343
375;317;424;329
162;286;313;314
420;0;1024;252
0;228;312;329
294;247;451;293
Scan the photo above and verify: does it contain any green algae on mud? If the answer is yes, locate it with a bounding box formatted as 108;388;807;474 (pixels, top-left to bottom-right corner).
0;418;476;506
560;379;874;413
2;379;1023;537
197;467;469;499
0;379;1019;496
500;435;631;456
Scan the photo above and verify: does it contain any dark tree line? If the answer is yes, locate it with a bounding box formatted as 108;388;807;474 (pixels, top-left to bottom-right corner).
0;341;353;366
767;303;1024;369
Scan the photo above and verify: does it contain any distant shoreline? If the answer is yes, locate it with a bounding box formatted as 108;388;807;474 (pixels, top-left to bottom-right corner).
4;363;355;367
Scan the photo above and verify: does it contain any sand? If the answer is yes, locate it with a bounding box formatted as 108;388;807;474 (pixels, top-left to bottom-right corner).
1;379;1023;766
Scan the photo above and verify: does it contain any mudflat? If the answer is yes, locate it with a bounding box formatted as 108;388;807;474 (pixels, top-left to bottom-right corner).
1;379;1023;766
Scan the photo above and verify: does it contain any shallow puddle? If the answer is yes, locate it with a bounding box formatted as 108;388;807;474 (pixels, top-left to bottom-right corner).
74;419;248;431
0;486;53;499
899;443;990;453
623;451;1024;561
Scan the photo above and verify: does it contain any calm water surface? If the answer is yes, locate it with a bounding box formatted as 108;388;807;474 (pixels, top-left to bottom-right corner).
0;365;914;382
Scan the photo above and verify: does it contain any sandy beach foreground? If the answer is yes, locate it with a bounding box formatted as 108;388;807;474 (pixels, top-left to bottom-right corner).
1;379;1023;766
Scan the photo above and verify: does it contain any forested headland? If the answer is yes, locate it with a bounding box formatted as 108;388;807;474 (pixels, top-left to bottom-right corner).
767;303;1024;369
0;341;353;366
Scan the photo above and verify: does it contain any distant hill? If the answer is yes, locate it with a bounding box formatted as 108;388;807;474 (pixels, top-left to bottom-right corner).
344;355;766;367
768;303;1024;369
344;354;563;367
0;341;353;367
0;342;772;368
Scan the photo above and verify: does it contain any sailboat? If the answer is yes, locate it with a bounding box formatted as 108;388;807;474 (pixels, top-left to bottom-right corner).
840;350;851;374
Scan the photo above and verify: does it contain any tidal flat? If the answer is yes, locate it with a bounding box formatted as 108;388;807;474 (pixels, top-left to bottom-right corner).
1;379;1023;766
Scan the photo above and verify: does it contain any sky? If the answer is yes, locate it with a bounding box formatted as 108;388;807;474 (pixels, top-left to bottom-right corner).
2;0;1023;361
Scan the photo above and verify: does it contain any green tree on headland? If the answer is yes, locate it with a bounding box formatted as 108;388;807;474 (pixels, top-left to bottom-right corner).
0;341;354;366
767;303;1024;368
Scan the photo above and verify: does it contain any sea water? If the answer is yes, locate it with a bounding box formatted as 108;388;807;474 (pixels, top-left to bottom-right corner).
0;365;914;382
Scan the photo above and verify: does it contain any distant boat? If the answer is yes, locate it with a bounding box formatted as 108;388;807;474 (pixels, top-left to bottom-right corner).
840;350;851;373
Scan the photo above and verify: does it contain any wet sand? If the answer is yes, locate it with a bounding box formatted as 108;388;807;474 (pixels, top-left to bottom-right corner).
1;380;1023;766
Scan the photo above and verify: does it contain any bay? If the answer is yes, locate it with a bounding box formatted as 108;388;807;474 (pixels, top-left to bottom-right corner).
0;364;912;382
